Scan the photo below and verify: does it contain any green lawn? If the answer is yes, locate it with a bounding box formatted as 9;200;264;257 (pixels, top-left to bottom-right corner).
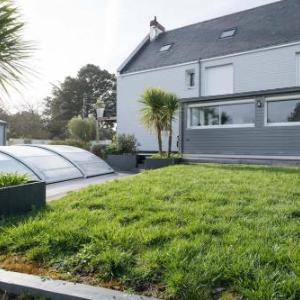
1;164;300;299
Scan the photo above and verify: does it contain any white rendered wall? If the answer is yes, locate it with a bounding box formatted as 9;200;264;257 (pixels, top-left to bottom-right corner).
117;63;199;151
201;43;300;95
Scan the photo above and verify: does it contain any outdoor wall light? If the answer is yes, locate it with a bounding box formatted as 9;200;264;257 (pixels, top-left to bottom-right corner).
257;100;262;108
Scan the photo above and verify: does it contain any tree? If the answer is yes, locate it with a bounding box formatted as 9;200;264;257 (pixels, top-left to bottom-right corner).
68;116;96;143
0;0;33;93
0;105;48;139
139;88;166;155
78;64;116;118
288;102;300;122
44;64;116;139
43;77;85;138
8;111;48;139
164;93;179;157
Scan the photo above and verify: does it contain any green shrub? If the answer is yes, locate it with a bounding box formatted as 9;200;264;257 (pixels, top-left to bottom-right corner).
105;143;118;155
68;116;96;142
150;153;182;160
50;139;90;150
0;173;29;188
105;134;139;155
90;144;107;158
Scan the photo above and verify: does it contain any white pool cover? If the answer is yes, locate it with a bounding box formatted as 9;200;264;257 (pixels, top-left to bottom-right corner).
0;145;114;184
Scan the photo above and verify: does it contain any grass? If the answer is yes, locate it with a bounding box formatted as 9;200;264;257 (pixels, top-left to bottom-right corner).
0;173;29;188
0;289;47;299
0;164;300;299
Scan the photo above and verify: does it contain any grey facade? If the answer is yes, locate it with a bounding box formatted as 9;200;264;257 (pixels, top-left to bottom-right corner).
181;88;300;156
0;121;7;146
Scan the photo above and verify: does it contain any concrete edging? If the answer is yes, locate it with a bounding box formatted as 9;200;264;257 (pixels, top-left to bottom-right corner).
0;269;158;300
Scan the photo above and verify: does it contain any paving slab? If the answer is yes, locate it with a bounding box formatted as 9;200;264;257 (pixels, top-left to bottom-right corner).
0;269;158;300
47;172;137;201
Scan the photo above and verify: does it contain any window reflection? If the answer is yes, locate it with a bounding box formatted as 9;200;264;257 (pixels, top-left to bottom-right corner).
189;102;254;127
267;99;300;123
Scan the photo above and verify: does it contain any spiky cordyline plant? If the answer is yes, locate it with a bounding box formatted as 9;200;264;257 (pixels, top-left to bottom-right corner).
0;0;33;94
139;88;167;155
164;93;179;157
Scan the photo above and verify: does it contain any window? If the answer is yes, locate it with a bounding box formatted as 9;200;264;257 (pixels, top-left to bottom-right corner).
220;28;237;39
186;69;195;88
160;44;172;52
297;53;300;85
266;96;300;126
188;100;255;129
204;64;234;96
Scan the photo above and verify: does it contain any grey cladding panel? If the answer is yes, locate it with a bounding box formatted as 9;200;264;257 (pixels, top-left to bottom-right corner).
183;98;300;156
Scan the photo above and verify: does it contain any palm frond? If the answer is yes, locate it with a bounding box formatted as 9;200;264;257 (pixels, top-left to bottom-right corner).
0;0;34;93
139;87;167;132
163;92;179;130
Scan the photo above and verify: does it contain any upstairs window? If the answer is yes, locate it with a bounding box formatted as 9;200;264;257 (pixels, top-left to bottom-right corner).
160;44;172;52
297;53;300;85
186;69;195;88
204;64;234;96
220;28;237;39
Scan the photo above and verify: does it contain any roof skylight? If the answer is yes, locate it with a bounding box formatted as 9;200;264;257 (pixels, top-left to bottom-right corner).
160;44;172;52
220;28;237;39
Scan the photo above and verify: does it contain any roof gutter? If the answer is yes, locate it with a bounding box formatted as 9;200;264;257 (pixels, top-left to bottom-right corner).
180;86;300;103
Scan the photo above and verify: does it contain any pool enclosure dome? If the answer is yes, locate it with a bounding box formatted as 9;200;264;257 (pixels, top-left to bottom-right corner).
0;145;114;184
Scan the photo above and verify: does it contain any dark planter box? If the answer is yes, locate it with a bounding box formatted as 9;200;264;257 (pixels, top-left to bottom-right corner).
106;154;137;171
0;181;46;216
145;158;181;170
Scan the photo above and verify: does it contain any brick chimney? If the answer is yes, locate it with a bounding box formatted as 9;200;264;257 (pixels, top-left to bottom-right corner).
149;17;165;41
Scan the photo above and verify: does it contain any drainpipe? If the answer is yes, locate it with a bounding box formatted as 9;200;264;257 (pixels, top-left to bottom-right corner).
198;58;201;98
179;103;184;154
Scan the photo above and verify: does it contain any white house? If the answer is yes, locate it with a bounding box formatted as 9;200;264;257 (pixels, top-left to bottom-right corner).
117;0;300;162
0;120;6;146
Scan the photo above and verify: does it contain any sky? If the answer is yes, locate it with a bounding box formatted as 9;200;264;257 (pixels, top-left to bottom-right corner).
4;0;279;112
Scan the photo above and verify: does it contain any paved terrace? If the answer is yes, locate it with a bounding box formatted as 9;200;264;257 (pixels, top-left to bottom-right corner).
47;172;137;201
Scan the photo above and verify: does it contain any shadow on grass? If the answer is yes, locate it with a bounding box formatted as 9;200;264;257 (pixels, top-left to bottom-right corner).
0;205;52;228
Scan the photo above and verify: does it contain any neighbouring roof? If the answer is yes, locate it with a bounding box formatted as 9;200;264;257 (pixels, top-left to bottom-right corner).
120;0;300;74
0;120;6;125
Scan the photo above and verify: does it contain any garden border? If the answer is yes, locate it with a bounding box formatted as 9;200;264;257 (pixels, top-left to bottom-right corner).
0;269;158;300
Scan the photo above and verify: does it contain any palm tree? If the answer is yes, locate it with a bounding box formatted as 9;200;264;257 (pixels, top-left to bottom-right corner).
163;93;179;157
0;0;33;93
139;88;166;155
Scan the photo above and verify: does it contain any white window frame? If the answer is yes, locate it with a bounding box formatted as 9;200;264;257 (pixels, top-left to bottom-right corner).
265;94;300;127
187;99;255;130
185;69;196;89
296;53;300;86
220;28;237;39
204;63;234;96
160;44;172;52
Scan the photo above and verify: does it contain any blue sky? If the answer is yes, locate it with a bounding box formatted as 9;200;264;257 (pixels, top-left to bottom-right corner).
5;0;278;111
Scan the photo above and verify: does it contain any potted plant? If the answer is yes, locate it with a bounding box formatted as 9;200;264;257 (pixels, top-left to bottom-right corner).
140;88;181;169
106;134;139;171
0;173;46;216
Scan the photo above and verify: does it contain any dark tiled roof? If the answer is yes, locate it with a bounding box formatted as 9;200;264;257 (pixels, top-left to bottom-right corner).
120;0;300;74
